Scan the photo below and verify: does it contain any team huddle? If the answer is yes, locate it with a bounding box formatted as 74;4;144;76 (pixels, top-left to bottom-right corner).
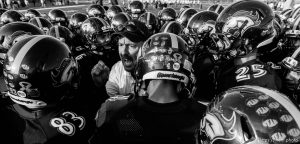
0;0;300;144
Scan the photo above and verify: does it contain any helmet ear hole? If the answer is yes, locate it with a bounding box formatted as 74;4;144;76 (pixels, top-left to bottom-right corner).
240;115;254;142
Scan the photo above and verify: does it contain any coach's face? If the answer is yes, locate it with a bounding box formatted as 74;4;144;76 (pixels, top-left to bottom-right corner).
118;37;143;72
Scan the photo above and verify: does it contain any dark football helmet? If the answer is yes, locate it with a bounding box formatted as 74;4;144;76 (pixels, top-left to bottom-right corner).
22;8;42;22
106;5;123;20
207;4;224;14
47;25;75;51
81;17;113;48
86;4;106;19
0;22;44;50
0;8;7;18
29;17;53;34
158;8;177;29
178;5;190;17
69;12;88;35
182;11;218;53
198;85;300;144
136;32;192;86
48;9;68;27
289;7;300;23
0;10;23;26
128;0;145;19
176;8;197;27
281;46;300;103
280;8;293;20
138;12;159;35
214;0;275;58
159;21;183;35
3;35;78;109
281;14;300;51
111;12;132;32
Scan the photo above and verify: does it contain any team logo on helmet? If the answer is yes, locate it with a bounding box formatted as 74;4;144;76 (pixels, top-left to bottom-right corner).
223;10;261;38
51;58;76;87
200;112;237;143
198;22;216;34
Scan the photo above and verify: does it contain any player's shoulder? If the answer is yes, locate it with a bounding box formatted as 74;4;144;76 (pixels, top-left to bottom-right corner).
103;94;135;111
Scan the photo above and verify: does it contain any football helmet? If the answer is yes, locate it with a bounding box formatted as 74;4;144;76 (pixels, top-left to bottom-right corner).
281;46;300;102
158;8;177;29
207;4;224;14
81;17;113;47
138;12;159;35
280;8;293;21
279;14;300;52
214;0;275;58
0;22;44;50
69;12;88;35
0;10;23;26
176;8;197;27
106;5;123;20
22;9;42;22
87;4;106;19
111;12;132;32
3;35;78;109
0;8;7;17
136;32;192;85
182;11;218;53
178;5;190;17
29;17;53;34
198;85;300;144
47;25;75;50
289;7;300;23
128;0;145;19
159;21;183;35
48;9;68;27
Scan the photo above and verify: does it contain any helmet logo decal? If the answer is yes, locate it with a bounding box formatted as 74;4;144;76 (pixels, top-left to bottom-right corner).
262;119;278;128
157;72;185;81
51;58;75;87
198;22;215;34
89;8;101;15
223;10;261;37
200;112;237;143
271;132;286;142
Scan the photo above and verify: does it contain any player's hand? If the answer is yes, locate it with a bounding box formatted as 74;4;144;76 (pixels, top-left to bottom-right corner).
91;60;110;88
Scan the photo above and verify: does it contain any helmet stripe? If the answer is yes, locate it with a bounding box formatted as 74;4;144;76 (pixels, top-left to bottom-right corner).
146;12;150;26
215;5;221;13
125;13;131;20
293;15;300;30
292;46;300;58
11;36;46;74
292;7;300;19
169;33;178;49
36;18;43;29
163;21;174;33
55;26;60;38
179;8;189;19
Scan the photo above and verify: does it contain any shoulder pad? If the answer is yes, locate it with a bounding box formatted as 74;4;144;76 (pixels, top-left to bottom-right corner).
106;95;131;102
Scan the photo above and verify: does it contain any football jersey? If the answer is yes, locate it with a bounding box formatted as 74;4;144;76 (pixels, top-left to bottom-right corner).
90;95;206;144
215;59;282;95
1;100;96;144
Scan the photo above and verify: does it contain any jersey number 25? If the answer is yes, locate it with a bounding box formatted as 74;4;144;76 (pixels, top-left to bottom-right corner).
235;64;267;82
